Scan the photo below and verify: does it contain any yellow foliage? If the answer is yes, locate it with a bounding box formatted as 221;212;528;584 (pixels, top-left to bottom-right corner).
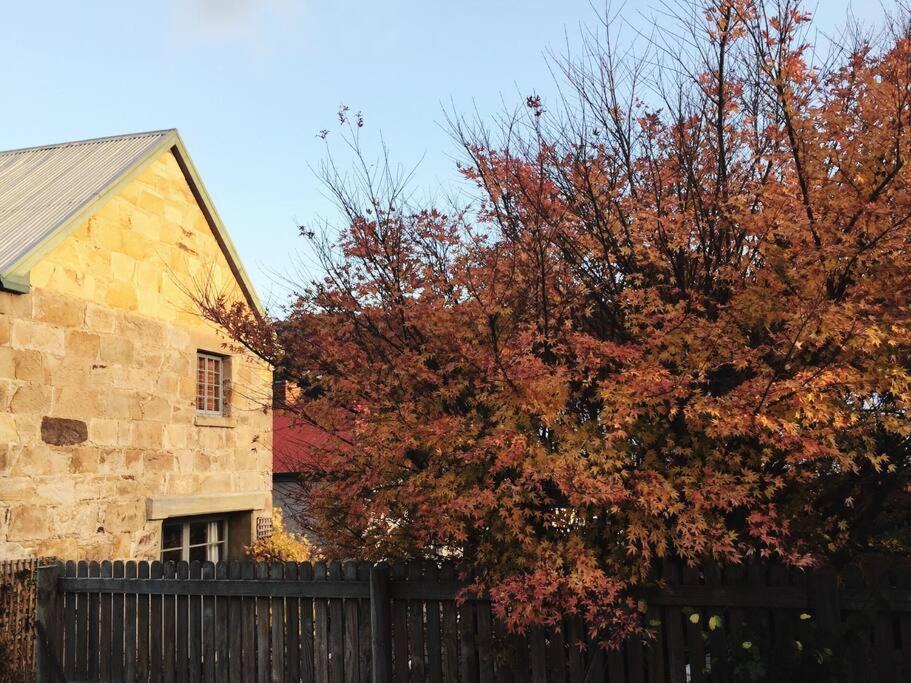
247;508;314;562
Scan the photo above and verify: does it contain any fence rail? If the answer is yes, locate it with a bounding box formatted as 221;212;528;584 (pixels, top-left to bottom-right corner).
35;557;911;682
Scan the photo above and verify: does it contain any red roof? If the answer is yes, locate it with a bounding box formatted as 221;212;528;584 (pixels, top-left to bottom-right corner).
272;410;335;474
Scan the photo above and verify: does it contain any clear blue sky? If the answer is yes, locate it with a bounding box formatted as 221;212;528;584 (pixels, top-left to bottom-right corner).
0;0;891;308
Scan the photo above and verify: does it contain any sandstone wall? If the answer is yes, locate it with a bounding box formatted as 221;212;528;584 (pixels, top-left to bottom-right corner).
0;150;272;559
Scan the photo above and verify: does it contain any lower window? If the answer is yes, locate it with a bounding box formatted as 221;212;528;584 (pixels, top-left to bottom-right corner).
161;516;228;562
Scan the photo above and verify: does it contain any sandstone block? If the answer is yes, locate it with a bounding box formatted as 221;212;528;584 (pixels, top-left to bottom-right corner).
137;190;164;215
13;349;45;382
10;382;51;414
53;386;104;417
96;449;125;474
196;472;233;493
110;252;136;282
0;347;14;378
12;414;40;441
66;330;101;358
138;395;171;422
88;418;119;447
11;445;69;477
70;447;99;474
46;357;89;387
163;474;197;495
130;421;164;448
164;424;188;449
104;501;143;533
143;450;175;472
131;525;160;559
123;449;143;473
7;505;48;541
75;475;118;501
35;478;76;505
105;281;138;311
85;304;116;333
0;413;17;443
0;292;32;317
99;335;134;365
0;380;13;411
10;320;64;355
41;536;81;559
104;392;132;419
34;294;85;327
0;444;13;472
0;477;35;501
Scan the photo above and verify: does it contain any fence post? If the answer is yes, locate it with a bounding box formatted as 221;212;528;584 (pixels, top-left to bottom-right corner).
370;563;392;683
35;562;63;683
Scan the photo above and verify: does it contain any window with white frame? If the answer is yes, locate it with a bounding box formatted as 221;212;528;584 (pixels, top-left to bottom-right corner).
161;517;228;563
196;352;226;416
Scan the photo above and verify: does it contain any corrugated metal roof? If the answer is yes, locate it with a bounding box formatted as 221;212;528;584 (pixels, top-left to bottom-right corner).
0;129;175;273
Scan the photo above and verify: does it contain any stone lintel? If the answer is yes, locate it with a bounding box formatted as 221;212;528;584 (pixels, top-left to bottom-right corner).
146;492;268;520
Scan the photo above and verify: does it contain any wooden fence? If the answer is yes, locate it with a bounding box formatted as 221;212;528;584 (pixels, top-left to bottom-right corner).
0;557;44;677
34;557;911;682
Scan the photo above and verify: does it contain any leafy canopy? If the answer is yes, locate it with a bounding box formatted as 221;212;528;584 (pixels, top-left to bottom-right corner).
205;0;911;640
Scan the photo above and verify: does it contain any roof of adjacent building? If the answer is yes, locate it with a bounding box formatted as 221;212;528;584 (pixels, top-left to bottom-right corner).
0;129;263;313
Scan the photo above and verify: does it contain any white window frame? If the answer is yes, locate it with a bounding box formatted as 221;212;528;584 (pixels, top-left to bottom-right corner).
196;352;225;417
161;516;229;563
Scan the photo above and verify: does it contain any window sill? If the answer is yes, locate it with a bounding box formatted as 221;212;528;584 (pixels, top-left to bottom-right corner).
194;415;236;428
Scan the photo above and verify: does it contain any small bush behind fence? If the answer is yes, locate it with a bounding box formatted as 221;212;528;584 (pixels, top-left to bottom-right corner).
34;557;911;682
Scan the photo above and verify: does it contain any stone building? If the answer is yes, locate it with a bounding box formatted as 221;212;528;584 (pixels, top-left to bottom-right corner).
0;130;272;560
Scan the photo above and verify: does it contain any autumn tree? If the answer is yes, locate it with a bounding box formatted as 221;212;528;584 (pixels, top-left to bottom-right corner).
203;0;911;641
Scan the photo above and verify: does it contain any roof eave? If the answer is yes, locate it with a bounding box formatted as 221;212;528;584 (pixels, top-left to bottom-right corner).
0;272;29;293
168;131;265;316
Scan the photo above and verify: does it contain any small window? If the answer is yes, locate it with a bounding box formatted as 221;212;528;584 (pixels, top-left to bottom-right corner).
161;517;228;563
196;352;225;416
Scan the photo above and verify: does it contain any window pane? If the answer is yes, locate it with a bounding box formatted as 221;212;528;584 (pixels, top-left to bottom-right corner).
189;521;208;545
162;549;181;563
189;545;206;562
162;523;182;549
215;521;225;541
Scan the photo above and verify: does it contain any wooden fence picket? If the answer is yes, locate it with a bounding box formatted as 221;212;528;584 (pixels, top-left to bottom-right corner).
241;561;256;683
300;561;316;683
255;562;270;683
139;560;151;681
344;561;361;683
227;561;243;683
270;562;285;683
163;561;177;683
286;562;301;683
406;562;425;682
391;562;408;683
188;561;202;683
76;560;89;679
202;561;216;683
357;563;372;683
214;561;229;683
314;561;329;682
124;560;137;683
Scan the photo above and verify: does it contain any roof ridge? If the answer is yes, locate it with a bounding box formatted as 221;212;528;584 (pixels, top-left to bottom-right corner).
0;129;177;156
